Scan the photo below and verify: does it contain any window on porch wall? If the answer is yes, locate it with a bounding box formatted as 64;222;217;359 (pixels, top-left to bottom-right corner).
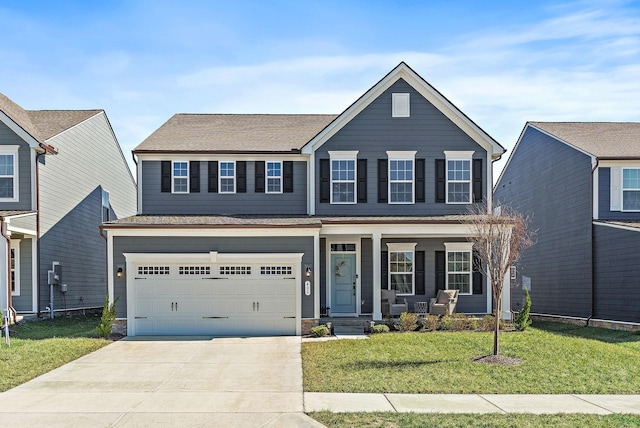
389;251;414;295
447;251;471;294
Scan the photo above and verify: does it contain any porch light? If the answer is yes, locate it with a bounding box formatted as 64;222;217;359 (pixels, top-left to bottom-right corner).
305;267;312;277
116;266;124;278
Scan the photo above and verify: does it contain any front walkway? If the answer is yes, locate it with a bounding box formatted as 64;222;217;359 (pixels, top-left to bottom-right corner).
305;392;640;414
0;336;323;427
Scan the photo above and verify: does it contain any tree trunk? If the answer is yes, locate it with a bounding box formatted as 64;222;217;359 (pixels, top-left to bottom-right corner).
493;296;502;355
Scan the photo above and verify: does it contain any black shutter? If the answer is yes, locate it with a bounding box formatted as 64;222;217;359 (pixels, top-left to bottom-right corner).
161;161;171;193
283;161;294;193
357;159;367;203
255;161;265;193
435;251;446;292
381;251;388;290
377;159;388;203
237;161;247;193
416;158;425;203
472;158;483;202
319;159;330;203
189;161;200;193
473;251;483;294
435;159;446;203
208;161;218;193
415;250;425;295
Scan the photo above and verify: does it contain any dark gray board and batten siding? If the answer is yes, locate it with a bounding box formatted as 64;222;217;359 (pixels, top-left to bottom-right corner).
112;236;315;318
314;79;487;216
141;160;307;215
494;126;594;317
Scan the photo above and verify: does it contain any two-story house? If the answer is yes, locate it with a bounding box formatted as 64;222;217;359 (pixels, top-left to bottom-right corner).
103;62;507;336
495;122;640;327
0;93;137;321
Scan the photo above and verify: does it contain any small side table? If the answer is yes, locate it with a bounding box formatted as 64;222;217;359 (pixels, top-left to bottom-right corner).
414;301;428;317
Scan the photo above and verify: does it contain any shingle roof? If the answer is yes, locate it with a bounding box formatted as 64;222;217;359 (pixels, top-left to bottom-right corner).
530;122;640;158
26;110;102;141
0;92;101;143
133;114;338;153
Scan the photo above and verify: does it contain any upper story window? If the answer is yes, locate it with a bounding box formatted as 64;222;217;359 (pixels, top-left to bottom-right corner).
387;243;416;295
0;146;19;202
622;168;640;211
387;151;416;204
172;161;189;193
445;242;473;295
392;93;410;117
444;151;474;204
102;189;110;222
266;161;282;193
329;151;358;204
219;161;236;193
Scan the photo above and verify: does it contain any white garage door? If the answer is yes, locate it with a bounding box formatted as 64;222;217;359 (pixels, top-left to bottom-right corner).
131;262;297;336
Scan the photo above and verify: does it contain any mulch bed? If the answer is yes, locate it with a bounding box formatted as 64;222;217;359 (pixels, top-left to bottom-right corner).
471;354;523;366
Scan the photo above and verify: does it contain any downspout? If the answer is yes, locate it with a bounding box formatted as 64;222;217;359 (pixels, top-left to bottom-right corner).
588;158;599;327
36;152;43;316
1;217;16;323
99;225;108;296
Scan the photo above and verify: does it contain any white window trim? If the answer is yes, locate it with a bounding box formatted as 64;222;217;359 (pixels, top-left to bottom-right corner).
444;242;473;295
218;160;236;194
387;151;416;205
444;151;474;205
0;146;19;202
329;151;358;204
621;167;640;212
171;161;189;194
387;242;416;296
392;93;410;118
11;239;20;296
266;161;283;194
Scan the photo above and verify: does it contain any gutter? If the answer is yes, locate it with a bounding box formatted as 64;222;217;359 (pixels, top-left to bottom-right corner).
0;218;16;323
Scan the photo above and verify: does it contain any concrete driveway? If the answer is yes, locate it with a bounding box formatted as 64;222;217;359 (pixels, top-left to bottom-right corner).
0;336;324;427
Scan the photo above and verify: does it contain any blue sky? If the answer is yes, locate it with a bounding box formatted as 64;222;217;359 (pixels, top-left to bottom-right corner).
2;0;640;176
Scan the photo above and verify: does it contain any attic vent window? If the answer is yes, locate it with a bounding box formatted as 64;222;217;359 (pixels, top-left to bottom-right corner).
392;93;410;117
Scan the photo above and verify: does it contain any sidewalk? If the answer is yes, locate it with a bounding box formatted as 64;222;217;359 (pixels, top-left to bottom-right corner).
304;393;640;414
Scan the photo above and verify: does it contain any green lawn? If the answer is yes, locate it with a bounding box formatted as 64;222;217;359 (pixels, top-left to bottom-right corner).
309;412;640;428
302;321;640;393
0;315;111;392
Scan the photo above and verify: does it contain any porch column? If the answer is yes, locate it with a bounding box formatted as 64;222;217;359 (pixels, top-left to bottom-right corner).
372;232;382;320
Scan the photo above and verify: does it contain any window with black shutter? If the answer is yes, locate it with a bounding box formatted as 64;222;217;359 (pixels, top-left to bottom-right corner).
161;161;171;193
255;161;265;193
319;159;330;203
377;159;388;203
472;158;483;202
283;161;294;193
357;159;367;203
208;161;218;193
435;251;446;291
472;251;483;294
237;161;247;193
415;159;425;203
435;159;446;203
189;161;200;193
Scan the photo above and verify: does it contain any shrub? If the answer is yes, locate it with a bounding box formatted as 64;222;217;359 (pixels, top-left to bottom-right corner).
398;312;419;332
514;289;533;331
480;315;495;332
311;325;330;337
96;295;119;338
439;315;454;331
467;317;480;331
422;314;439;331
371;324;390;334
451;314;469;331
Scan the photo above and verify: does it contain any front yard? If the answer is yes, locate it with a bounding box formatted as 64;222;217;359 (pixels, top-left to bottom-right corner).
0;315;111;392
302;321;640;394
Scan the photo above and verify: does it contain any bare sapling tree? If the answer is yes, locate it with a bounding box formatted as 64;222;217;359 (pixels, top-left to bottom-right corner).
465;203;534;356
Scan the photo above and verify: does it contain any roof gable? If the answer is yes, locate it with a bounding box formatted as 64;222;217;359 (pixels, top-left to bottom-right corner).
134;114;337;154
301;62;505;158
529;122;640;159
26;110;102;141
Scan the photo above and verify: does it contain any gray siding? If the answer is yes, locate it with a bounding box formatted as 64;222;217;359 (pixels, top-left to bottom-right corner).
315;79;487;216
140;160;307;215
112;236;315;318
0;121;33;210
593;225;640;323
598;167;640;221
495;127;593;317
38;113;136;311
320;237;487;315
11;237;33;312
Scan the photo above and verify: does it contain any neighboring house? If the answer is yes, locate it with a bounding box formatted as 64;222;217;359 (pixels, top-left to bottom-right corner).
0;93;137;320
102;62;507;336
495;122;640;326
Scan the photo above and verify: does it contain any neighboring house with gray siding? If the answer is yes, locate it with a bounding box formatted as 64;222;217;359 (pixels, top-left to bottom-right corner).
0;93;137;320
103;62;507;337
495;122;640;325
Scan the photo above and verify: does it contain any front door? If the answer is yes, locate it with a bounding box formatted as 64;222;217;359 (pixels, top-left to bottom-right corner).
331;253;356;314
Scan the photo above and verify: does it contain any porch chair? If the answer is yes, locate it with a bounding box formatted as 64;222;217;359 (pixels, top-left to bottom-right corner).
381;289;408;317
429;289;459;316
